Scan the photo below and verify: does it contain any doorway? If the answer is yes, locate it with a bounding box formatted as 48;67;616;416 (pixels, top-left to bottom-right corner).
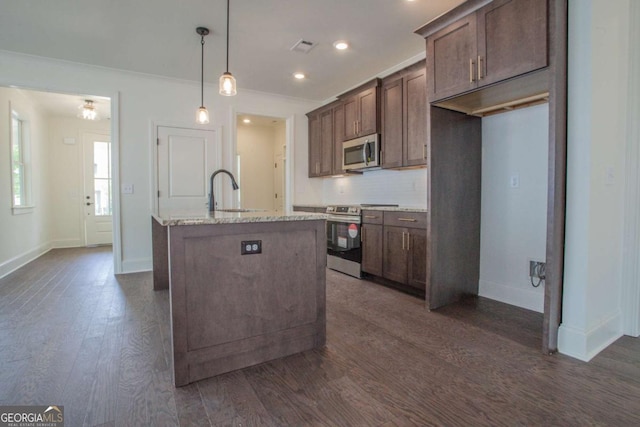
82;132;113;246
236;114;287;211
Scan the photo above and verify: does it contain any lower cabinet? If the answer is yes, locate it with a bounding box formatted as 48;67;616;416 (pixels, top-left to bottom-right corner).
362;210;427;292
362;223;383;277
383;226;427;291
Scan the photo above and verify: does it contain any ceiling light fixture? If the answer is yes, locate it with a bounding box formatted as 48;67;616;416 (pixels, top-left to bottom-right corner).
333;40;349;50
243;118;251;124
196;27;210;124
79;100;98;120
219;0;237;96
293;72;306;80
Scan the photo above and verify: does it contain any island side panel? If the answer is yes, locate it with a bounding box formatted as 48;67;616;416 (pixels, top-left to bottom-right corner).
168;219;326;386
151;217;169;291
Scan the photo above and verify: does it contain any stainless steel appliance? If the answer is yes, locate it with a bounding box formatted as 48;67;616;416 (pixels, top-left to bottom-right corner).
326;205;363;278
325;204;398;278
342;134;380;171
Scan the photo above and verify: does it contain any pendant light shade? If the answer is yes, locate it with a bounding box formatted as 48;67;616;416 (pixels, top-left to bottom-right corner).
219;0;237;96
219;72;237;96
196;27;210;124
79;100;98;120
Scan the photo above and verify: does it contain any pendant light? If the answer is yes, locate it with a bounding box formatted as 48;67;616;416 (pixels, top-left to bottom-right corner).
79;100;98;120
219;0;237;96
196;27;210;124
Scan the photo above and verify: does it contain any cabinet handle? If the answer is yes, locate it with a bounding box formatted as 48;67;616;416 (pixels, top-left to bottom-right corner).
469;58;475;82
423;144;426;160
477;56;483;80
364;215;379;219
316;162;320;174
362;226;365;241
407;233;410;251
353;121;357;135
398;218;417;222
402;231;406;250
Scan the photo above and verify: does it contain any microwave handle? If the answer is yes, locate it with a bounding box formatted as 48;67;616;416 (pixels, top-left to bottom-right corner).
364;141;371;166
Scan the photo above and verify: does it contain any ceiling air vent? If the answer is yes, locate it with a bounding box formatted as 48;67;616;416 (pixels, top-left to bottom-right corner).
290;39;315;54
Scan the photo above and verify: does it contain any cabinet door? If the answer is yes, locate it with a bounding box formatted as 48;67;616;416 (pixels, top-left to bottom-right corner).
426;14;478;101
362;224;383;276
383;226;408;284
407;229;427;290
332;103;344;175
381;76;404;169
308;113;321;177
319;108;334;176
342;96;358;141
403;68;427;167
358;87;378;136
477;0;548;87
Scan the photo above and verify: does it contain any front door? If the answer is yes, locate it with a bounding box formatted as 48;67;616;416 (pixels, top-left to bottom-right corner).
83;132;113;246
157;126;219;215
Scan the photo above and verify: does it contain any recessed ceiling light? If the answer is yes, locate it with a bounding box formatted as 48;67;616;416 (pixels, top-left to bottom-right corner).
333;40;349;50
243;118;251;124
293;72;306;80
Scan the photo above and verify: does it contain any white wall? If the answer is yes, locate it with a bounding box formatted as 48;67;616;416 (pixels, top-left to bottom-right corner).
323;168;427;208
0;88;52;277
559;0;630;361
237;124;277;210
478;104;549;313
48;117;110;248
0;50;321;273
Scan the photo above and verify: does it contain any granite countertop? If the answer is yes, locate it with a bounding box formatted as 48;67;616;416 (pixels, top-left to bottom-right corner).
153;209;327;226
292;204;327;208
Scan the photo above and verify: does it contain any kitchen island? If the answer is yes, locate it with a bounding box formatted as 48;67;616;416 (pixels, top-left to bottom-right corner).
151;209;327;386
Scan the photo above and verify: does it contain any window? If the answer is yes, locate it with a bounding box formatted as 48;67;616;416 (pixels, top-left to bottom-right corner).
92;140;112;216
10;110;32;212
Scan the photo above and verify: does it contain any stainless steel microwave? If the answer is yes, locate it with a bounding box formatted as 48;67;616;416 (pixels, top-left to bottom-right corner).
342;134;380;171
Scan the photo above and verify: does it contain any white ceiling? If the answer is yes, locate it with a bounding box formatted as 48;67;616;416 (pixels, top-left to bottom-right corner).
21;89;111;121
0;0;464;102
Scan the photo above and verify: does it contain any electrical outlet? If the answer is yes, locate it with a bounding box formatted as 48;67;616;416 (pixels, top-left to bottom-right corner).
529;260;546;278
241;240;262;255
122;183;134;194
510;174;520;188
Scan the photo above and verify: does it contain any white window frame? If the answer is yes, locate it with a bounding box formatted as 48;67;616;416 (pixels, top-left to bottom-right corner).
10;105;33;214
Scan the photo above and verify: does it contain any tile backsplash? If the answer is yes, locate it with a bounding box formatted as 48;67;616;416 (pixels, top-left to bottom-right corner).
323;168;427;208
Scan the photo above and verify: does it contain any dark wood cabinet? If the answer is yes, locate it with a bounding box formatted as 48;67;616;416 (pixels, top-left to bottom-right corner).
381;76;404;168
477;0;548;87
307;100;343;178
425;0;548;102
381;63;427;169
333;103;344;175
362;210;384;276
339;79;380;141
362;224;383;276
362;210;427;292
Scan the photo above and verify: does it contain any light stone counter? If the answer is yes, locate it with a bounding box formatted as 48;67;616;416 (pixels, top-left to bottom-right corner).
361;206;428;213
152;209;327;226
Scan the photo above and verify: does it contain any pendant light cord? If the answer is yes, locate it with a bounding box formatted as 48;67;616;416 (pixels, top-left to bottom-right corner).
200;35;205;107
225;0;230;73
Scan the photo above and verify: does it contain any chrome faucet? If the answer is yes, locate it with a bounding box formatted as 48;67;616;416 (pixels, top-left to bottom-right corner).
209;169;239;212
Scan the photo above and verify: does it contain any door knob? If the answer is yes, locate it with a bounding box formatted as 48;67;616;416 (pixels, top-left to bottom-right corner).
86;202;93;206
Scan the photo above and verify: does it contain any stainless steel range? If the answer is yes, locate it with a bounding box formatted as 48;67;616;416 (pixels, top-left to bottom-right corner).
325;204;397;278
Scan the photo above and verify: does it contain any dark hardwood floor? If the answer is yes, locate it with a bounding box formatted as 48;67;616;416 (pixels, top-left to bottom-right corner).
1;247;639;426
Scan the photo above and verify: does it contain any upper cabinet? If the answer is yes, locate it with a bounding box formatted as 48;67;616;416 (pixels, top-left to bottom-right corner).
339;79;381;141
307;100;344;178
381;62;427;169
425;0;548;102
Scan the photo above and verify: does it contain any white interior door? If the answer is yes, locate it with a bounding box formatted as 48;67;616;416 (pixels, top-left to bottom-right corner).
157;126;219;215
274;152;285;212
83;133;113;246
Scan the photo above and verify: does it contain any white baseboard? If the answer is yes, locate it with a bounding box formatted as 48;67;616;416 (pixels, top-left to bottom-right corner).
558;310;623;362
0;243;53;279
121;257;152;274
51;238;84;249
478;279;544;313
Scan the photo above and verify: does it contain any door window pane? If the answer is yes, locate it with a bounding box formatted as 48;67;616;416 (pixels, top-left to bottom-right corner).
93;141;112;216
